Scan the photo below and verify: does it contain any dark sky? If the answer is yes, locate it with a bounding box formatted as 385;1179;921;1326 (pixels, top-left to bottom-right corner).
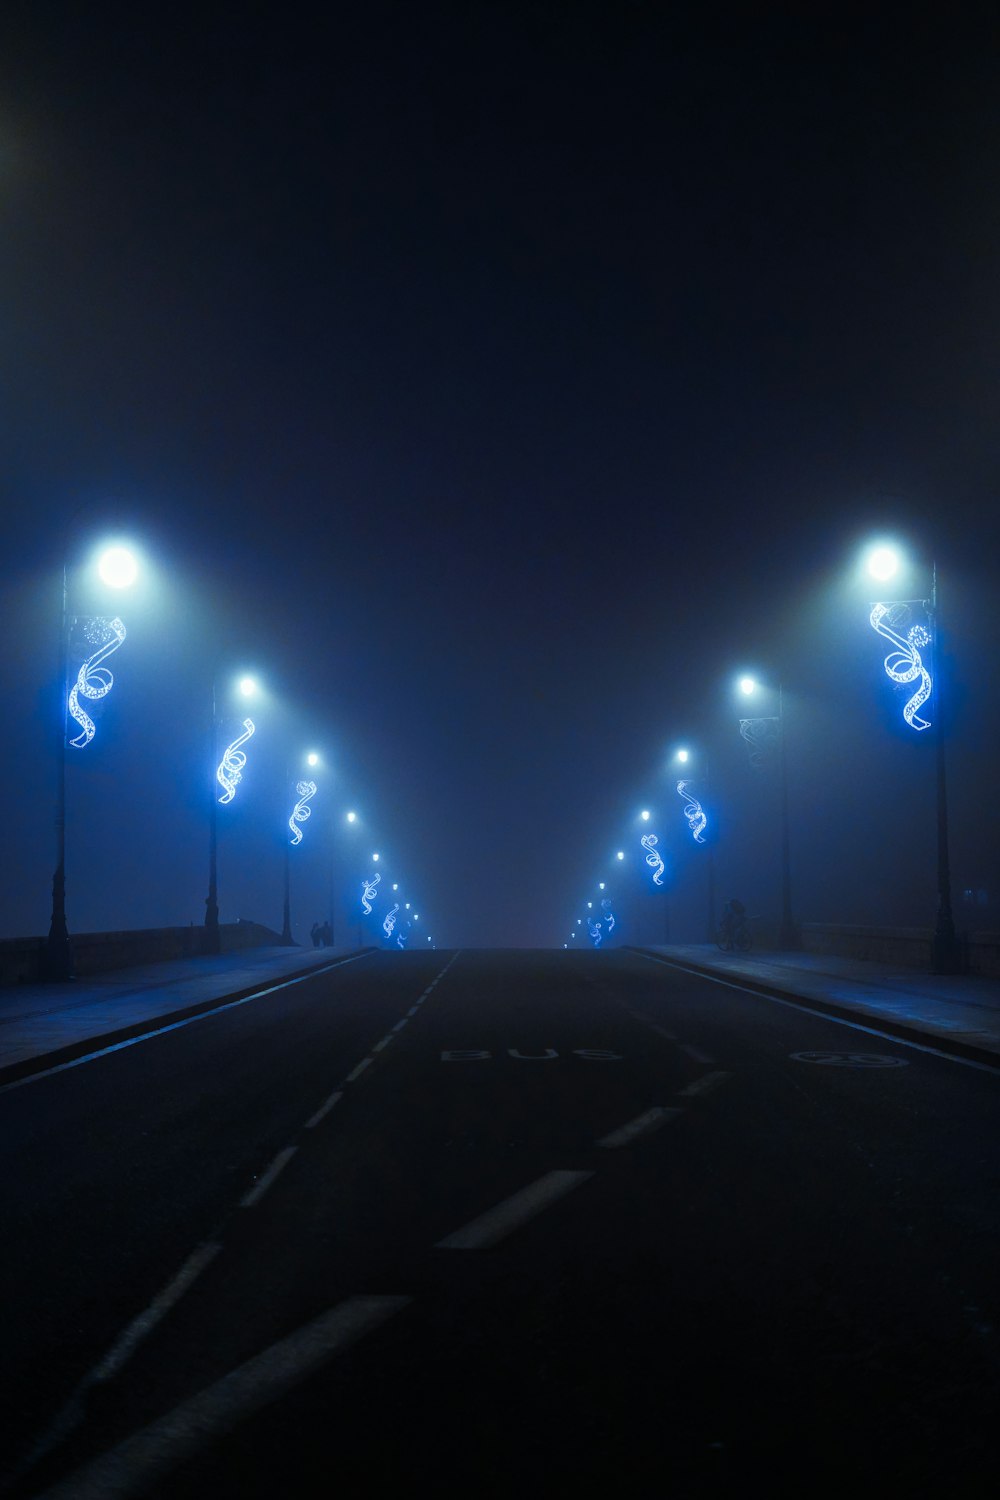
2;1;999;948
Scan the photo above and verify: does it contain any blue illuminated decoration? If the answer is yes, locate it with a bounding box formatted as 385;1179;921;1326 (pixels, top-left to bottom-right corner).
67;616;127;748
870;601;933;731
588;918;603;947
601;899;615;933
676;780;707;843
361;872;381;914
640;832;665;886
739;716;779;769
217;719;256;804
288;780;317;845
397;920;411;949
383;903;399;938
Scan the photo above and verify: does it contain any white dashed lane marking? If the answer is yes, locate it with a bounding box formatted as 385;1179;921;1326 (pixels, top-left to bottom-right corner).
436;1171;594;1250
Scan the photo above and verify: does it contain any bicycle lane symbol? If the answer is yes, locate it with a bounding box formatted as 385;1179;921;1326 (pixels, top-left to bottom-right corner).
790;1051;909;1068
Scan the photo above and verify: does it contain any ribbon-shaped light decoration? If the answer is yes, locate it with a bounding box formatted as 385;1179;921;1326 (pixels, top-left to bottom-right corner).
217;719;256;804
397;920;411;949
601;898;615;933
383;902;399;939
361;872;381;914
67;616;127;748
288;780;317;845
870;602;933;731
588;918;603;947
676;780;707;843
739;716;779;770
640;831;665;886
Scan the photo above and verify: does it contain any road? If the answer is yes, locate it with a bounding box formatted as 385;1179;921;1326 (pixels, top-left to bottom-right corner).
2;948;999;1497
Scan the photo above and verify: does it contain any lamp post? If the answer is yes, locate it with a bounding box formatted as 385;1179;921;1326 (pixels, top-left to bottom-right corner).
281;750;320;945
46;541;138;981
737;676;796;950
673;746;716;942
205;674;258;954
864;542;959;973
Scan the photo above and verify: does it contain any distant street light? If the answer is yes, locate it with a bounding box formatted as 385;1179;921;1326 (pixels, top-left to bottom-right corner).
863;539;959;972
282;750;320;944
737;675;795;949
205;672;259;953
672;745;715;941
46;541;140;979
616;850;625;861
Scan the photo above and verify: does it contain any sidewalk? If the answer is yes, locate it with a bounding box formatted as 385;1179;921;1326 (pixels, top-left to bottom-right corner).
0;945;372;1086
634;944;1000;1066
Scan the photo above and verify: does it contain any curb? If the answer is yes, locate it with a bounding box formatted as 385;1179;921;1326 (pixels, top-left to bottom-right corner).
0;949;377;1089
626;947;1000;1070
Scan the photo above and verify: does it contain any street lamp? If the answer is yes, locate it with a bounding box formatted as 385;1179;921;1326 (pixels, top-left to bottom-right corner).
737;675;795;949
46;541;140;980
673;745;715;941
281;749;320;945
205;673;259;954
863;540;959;972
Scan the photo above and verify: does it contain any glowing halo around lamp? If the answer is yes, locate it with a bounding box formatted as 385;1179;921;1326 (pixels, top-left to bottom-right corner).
361;873;381;914
738;676;756;696
288;780;317;845
676;780;708;843
98;546;138;589
217;719;255;804
640;831;666;885
238;677;257;698
67;616;127;747
866;543;901;583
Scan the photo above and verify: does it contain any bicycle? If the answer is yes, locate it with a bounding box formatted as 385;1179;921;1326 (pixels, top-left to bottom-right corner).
716;919;752;953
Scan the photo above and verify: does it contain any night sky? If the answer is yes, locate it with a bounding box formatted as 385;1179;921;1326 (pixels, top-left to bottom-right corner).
2;2;998;949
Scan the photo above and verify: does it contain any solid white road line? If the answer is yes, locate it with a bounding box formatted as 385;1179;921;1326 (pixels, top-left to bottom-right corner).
635;950;1000;1074
677;1071;732;1098
0;950;377;1096
37;1296;413;1500
345;1057;373;1083
305;1090;343;1129
597;1106;681;1149
240;1147;297;1208
436;1170;594;1250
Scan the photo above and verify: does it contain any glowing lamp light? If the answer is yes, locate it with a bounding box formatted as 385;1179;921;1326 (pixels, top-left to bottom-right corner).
392;883;399;891
739;676;757;696
577;919;582;925
288;779;317;845
405;902;411;910
641;810;651;822
306;752;319;767
372;851;380;862
866;543;901;583
640;831;666;886
67;616;127;748
587;901;593;908
217;718;255;803
675;748;690;764
616;850;625;861
238;677;257;698
98;546;138;589
347;810;357;823
599;882;606;891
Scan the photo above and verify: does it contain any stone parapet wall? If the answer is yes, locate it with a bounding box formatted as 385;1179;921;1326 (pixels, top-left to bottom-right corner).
800;922;1000;977
0;920;286;986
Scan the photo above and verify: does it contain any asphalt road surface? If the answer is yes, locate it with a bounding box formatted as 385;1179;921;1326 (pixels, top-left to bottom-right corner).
2;948;999;1497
